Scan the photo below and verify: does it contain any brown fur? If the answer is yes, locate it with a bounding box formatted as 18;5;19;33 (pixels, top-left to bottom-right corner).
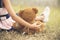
13;8;45;34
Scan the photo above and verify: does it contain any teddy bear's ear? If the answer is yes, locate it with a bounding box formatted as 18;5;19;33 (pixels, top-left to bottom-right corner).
18;10;24;16
32;8;38;14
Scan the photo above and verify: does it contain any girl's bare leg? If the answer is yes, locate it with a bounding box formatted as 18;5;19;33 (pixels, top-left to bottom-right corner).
35;6;50;23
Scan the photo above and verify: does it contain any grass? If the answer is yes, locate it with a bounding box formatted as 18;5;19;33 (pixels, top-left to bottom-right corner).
0;6;60;40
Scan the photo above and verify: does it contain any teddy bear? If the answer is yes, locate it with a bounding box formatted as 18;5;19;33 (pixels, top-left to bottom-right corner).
13;8;45;34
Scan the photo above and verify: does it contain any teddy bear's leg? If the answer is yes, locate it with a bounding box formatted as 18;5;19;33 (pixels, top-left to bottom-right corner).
39;23;46;32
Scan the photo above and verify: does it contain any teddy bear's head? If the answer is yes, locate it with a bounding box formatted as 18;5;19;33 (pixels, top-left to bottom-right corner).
19;8;38;23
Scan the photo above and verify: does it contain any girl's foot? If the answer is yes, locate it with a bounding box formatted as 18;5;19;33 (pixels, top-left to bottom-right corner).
35;6;50;23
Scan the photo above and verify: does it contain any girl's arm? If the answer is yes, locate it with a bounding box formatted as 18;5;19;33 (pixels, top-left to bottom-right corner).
3;0;39;29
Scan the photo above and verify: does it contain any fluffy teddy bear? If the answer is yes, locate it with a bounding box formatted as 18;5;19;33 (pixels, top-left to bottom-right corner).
13;8;45;34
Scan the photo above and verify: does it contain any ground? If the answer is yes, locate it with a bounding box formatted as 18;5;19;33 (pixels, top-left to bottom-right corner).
0;6;60;40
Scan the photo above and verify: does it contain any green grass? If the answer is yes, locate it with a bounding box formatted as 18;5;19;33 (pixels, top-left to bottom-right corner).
0;6;60;40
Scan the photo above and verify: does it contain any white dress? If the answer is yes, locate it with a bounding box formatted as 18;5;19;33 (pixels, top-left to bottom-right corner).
0;8;15;30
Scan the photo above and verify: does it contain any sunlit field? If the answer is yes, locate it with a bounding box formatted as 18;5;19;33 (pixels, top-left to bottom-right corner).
0;5;60;40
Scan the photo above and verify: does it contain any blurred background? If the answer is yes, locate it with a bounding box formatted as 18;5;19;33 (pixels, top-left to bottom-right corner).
11;0;60;7
0;0;60;40
10;0;60;12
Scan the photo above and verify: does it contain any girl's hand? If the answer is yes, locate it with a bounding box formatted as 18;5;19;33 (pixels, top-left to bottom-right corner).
29;24;40;31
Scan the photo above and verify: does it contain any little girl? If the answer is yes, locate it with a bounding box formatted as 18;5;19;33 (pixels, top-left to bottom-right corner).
0;0;40;31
